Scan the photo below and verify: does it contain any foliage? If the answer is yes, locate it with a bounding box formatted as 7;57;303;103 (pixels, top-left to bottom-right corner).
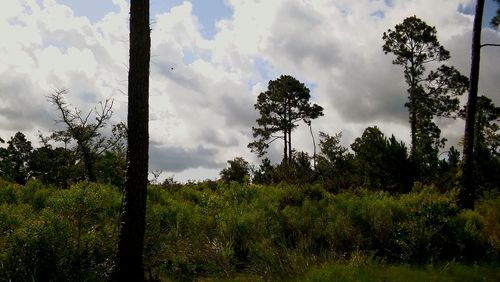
29;145;80;188
0;179;499;280
220;157;251;184
316;132;356;191
0;132;33;184
459;96;500;193
351;127;412;193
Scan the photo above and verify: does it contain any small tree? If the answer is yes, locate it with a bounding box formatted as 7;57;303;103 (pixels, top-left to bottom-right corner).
316;132;355;190
252;158;274;185
351;127;412;192
0;132;33;184
29;145;78;187
220;157;251;184
248;75;323;162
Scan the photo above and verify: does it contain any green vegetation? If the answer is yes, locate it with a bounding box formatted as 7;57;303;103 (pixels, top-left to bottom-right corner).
0;179;498;281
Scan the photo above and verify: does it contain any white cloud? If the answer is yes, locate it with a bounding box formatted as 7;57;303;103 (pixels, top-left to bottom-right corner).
1;0;499;182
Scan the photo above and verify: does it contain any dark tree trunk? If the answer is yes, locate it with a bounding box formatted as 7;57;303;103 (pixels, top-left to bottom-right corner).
114;0;150;281
460;0;484;210
288;127;292;163
283;128;288;162
408;89;418;184
81;146;96;182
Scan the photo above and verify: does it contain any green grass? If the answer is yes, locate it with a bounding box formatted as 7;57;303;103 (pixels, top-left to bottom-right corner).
301;262;500;282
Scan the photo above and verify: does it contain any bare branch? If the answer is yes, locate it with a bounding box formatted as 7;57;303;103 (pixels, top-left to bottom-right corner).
480;43;500;48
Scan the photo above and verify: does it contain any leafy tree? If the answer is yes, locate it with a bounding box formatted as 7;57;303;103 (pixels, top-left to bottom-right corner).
220;157;251;184
383;16;468;180
316;132;355;190
290;151;315;184
351;127;412;192
48;89;114;182
94;151;126;188
252;158;274;185
29;145;79;188
436;146;461;192
0;132;33;184
115;0;151;280
248;75;323;162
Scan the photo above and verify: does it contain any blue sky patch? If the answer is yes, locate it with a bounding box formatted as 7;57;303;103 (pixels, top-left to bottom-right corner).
182;49;195;65
371;10;385;19
56;0;119;22
152;0;232;39
459;0;498;28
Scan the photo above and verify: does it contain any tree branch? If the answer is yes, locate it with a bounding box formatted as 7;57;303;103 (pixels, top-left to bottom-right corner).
480;43;500;48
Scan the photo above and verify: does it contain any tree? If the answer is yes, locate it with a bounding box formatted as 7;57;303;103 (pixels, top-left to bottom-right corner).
114;0;151;280
252;158;274;185
460;0;485;210
29;145;78;188
0;132;33;184
220;157;251;184
316;132;355;190
382;16;468;180
248;75;323;162
351;127;412;192
48;89;114;182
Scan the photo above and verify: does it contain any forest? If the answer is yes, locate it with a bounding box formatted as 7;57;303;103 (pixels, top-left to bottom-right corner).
1;1;500;281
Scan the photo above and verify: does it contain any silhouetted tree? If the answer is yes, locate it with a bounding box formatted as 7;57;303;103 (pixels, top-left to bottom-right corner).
48;89;114;182
351;127;412;192
29;145;78;187
0;132;33;184
383;16;468;180
220;157;251;184
252;158;274;185
248;75;323;163
316;132;355;190
115;0;151;280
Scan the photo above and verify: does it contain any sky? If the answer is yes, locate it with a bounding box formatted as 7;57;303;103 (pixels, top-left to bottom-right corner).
1;0;499;182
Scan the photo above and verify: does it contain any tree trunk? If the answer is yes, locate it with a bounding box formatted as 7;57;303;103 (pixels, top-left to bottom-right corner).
460;0;484;210
288;126;292;163
114;0;150;281
283;128;288;163
81;146;96;182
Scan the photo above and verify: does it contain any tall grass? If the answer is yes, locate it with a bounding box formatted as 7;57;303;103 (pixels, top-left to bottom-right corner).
0;179;498;280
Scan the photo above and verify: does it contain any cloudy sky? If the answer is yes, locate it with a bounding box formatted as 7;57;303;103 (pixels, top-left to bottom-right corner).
1;0;499;182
